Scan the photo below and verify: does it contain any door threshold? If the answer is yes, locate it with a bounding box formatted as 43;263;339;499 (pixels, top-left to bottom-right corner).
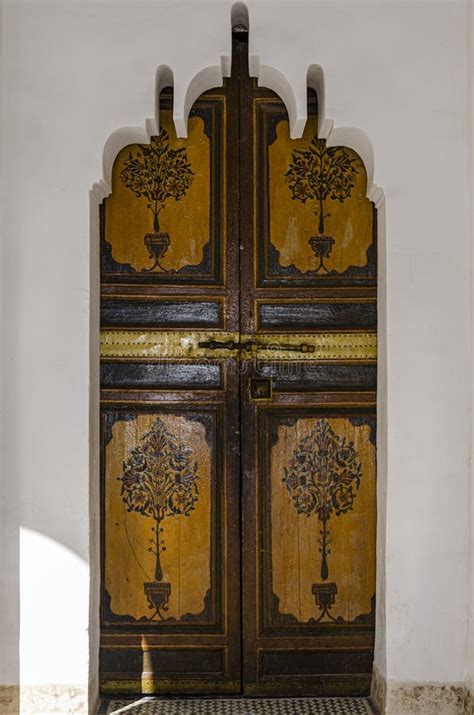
98;696;375;714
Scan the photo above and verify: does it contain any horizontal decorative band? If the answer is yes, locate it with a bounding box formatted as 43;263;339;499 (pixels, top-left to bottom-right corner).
100;331;377;361
258;301;377;330
242;333;376;360
101;331;240;359
100;362;222;390
99;679;240;695
257;363;377;391
101;299;223;328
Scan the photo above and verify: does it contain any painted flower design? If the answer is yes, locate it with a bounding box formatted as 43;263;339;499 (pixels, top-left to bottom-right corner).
285;137;358;235
119;417;200;583
283;419;362;581
120;129;194;234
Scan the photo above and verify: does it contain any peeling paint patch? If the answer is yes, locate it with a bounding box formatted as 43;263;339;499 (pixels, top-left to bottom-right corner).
370;664;386;713
369;672;466;715
21;685;86;714
463;687;473;715
386;683;465;714
0;686;19;714
0;685;86;714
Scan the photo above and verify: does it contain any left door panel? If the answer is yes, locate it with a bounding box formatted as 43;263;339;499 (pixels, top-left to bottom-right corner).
99;86;241;695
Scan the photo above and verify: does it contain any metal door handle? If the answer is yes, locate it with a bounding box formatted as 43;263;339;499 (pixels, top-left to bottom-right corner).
253;341;315;354
197;339;253;351
198;339;315;354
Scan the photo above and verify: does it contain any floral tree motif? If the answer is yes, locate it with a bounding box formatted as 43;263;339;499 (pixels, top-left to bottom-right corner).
120;130;194;271
120;417;199;619
121;130;194;232
283;419;362;621
285;138;359;273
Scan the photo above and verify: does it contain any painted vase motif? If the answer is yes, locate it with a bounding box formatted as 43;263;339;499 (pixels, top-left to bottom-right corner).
120;130;194;272
285;137;358;274
283;419;362;622
119;417;199;620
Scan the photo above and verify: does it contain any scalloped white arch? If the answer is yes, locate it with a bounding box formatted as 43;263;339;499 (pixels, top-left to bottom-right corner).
155;64;174;130
94;0;384;208
306;63;384;208
173;63;228;138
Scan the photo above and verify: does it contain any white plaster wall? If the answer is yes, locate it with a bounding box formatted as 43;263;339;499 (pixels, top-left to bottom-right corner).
468;0;474;707
0;0;471;712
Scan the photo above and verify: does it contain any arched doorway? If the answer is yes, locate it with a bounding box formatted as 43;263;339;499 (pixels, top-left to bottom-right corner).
98;31;377;698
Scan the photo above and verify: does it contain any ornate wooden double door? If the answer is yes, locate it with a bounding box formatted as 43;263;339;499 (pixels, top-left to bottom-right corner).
99;37;377;698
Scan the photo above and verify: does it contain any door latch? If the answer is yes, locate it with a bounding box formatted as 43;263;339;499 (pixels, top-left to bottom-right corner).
197;339;254;351
254;341;315;354
198;338;315;354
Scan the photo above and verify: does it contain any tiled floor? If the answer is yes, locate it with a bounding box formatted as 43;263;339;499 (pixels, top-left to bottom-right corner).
98;697;374;714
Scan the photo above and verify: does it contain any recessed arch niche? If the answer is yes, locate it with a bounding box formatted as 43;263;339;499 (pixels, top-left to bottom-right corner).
93;17;381;701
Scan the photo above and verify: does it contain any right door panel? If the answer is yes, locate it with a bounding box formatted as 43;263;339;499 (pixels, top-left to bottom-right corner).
238;38;377;695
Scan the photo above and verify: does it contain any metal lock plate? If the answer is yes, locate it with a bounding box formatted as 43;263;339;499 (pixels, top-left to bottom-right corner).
249;378;273;401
